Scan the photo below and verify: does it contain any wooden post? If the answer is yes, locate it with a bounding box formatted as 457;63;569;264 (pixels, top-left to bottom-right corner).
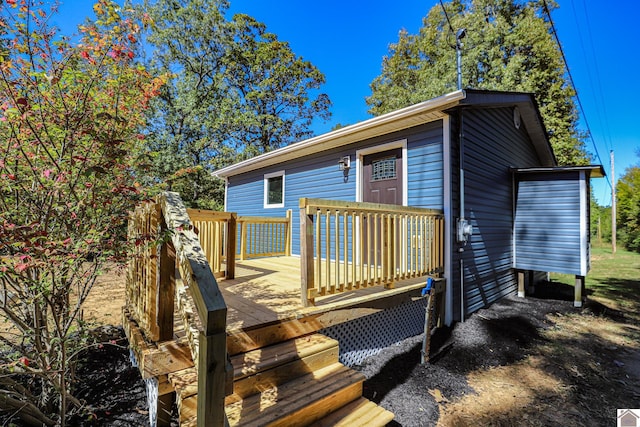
197;331;228;427
157;230;176;342
517;270;526;298
384;215;395;289
611;150;616;254
226;213;236;279
146;203;161;340
240;221;247;261
300;200;315;307
156;391;173;427
285;209;292;256
574;275;585;307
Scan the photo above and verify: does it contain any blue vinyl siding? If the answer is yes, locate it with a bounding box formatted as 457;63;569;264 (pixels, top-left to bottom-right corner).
452;107;542;318
227;146;357;256
514;173;583;275
407;124;444;209
226;121;445;256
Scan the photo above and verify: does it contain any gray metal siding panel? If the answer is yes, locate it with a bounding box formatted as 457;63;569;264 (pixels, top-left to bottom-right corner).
454;107;543;318
226;121;444;256
514;173;582;274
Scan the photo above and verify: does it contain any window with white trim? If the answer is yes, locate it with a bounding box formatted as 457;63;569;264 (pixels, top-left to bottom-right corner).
264;171;285;208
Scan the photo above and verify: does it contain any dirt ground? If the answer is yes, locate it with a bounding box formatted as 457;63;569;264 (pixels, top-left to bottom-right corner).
356;283;640;426
8;267;638;426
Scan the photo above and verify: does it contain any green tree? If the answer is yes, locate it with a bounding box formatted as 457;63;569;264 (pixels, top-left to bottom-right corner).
0;1;164;424
617;160;640;252
367;0;588;166
141;0;330;209
590;196;611;244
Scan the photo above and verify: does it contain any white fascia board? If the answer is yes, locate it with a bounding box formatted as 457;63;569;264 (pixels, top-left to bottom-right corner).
214;90;465;178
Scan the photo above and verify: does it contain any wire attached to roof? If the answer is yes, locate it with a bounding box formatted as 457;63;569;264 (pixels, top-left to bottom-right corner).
541;0;612;190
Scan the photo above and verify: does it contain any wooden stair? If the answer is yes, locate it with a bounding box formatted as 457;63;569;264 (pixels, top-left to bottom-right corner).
169;333;393;426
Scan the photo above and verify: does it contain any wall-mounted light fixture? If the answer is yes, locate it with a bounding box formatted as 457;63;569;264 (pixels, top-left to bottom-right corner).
338;156;350;171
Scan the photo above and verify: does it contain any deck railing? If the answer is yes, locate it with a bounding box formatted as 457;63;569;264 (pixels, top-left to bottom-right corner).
187;209;292;263
238;211;292;260
300;198;444;306
127;192;230;426
187;209;237;279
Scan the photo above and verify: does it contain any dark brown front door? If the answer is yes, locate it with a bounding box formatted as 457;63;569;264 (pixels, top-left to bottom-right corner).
362;149;403;271
363;148;403;205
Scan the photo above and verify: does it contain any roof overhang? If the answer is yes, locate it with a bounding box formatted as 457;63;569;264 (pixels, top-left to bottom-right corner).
453;89;556;167
512;165;606;178
215;89;555;178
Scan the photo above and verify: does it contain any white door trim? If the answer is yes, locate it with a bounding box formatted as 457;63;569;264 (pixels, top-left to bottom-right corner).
355;139;408;205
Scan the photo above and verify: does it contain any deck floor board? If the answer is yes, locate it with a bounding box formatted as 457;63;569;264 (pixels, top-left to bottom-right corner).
218;256;430;332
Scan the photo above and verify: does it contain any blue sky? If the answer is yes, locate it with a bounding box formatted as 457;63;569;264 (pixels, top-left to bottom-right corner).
54;0;639;206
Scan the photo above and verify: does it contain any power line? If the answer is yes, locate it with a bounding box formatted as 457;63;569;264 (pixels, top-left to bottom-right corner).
439;0;456;36
569;0;613;154
579;0;614;154
541;0;612;190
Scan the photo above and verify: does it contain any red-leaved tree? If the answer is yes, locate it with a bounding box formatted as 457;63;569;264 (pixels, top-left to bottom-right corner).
0;1;165;424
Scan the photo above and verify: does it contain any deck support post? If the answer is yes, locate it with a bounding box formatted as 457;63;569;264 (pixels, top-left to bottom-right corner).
300;202;315;307
157;219;176;342
517;270;526;298
574;275;585;307
226;213;237;279
197;331;228;427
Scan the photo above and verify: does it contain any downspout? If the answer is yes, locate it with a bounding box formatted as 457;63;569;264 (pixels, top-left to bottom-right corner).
223;177;229;212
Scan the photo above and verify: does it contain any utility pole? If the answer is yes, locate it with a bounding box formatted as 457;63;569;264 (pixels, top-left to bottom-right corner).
598;215;602;245
611;150;616;254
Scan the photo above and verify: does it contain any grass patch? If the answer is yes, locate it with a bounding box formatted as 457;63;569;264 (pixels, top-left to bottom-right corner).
551;243;640;321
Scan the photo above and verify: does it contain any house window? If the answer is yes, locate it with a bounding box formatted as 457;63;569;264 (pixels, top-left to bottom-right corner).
371;157;396;181
264;171;285;208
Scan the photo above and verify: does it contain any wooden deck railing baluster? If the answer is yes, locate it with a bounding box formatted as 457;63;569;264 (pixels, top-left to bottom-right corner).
186;209;237;279
300;198;444;306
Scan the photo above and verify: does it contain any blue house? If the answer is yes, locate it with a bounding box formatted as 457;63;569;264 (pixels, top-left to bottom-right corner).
215;89;604;326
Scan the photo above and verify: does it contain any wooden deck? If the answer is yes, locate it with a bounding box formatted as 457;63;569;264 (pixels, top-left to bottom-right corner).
220;256;430;333
125;195;443;426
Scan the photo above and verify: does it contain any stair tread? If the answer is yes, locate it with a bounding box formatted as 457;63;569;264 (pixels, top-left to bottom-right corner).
309;397;394;427
169;333;340;402
225;362;364;426
231;333;339;380
168;367;198;399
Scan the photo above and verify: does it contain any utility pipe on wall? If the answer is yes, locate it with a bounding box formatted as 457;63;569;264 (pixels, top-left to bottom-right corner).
458;110;466;322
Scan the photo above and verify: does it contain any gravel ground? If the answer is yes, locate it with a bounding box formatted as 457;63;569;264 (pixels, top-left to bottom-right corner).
354;292;576;426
